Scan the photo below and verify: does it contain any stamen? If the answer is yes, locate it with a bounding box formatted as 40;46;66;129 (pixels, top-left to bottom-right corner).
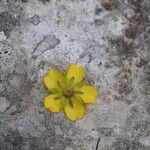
75;90;83;94
64;89;75;106
64;89;75;99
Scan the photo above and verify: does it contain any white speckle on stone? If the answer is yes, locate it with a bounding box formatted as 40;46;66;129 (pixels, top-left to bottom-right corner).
0;97;11;113
139;136;150;146
55;126;63;135
0;84;5;92
0;31;7;41
65;147;74;150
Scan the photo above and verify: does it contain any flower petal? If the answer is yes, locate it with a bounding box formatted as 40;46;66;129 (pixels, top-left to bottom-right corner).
79;85;98;103
67;64;84;84
44;69;62;90
44;95;62;112
64;103;84;121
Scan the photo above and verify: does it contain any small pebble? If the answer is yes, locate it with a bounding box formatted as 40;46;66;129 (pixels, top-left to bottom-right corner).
29;14;40;26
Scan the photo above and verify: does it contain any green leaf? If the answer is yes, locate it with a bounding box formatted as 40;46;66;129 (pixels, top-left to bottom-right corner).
60;98;68;109
61;72;68;85
70;77;75;85
50;88;60;94
74;90;83;94
72;96;84;105
54;96;62;100
74;80;85;88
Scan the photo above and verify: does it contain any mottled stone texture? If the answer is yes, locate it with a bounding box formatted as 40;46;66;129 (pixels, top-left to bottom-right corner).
0;0;150;150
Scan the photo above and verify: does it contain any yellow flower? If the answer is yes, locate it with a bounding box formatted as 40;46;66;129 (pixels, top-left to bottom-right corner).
43;64;98;121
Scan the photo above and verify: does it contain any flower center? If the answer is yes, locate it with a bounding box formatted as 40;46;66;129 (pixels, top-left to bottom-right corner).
64;89;75;99
63;89;75;107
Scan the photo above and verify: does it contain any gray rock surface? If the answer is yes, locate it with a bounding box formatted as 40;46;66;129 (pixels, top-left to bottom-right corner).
0;97;11;113
0;0;150;150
